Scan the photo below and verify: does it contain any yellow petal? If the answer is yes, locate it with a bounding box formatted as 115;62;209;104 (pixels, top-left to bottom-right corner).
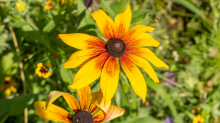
59;33;106;49
127;47;169;68
37;63;43;68
43;72;51;78
69;53;109;89
100;56;119;105
103;105;125;122
34;101;72;123
42;73;49;78
91;10;116;40
122;25;155;44
35;68;40;74
88;104;98;114
36;72;42;77
61;0;65;5
46;62;51;68
93;110;105;122
4;76;11;82
63;49;106;68
200;118;205;122
46;91;80;113
77;85;91;110
91;92;111;122
125;52;159;83
10;86;17;93
16;0;26;12
114;4;132;38
125;33;160;47
120;56;147;102
5;88;11;96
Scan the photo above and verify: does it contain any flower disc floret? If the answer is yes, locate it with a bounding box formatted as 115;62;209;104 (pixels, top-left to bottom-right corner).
72;110;93;123
107;38;126;57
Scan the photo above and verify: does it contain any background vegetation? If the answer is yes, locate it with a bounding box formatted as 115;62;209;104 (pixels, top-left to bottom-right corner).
0;0;220;122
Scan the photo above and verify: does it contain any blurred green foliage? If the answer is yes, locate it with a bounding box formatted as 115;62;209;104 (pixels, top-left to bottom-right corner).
0;0;220;123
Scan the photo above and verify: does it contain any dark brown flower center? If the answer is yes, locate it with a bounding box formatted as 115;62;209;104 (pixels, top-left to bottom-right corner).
4;81;9;84
40;67;48;74
72;111;93;123
49;3;53;7
106;38;126;57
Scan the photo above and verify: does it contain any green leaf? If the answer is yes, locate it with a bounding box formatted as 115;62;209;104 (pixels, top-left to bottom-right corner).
144;77;178;123
119;117;164;123
60;67;75;84
0;113;9;123
9;21;28;28
77;0;95;31
43;14;63;33
0;25;5;33
101;0;115;18
131;9;156;23
43;20;56;33
0;99;15;116
175;0;205;19
110;0;130;15
1;52;14;71
9;94;38;116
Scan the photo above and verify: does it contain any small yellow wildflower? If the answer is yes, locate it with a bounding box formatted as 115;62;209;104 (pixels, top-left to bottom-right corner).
16;0;26;12
0;77;17;96
60;0;72;5
44;0;54;10
35;63;52;78
193;114;205;123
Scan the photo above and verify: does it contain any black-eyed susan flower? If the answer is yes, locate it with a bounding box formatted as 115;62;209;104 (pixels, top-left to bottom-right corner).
193;114;205;123
44;0;54;10
59;4;168;104
0;76;17;96
34;85;125;123
16;0;26;12
35;63;52;78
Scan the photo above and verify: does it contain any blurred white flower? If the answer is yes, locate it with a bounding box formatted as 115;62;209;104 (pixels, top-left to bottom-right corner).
159;45;163;51
172;51;179;61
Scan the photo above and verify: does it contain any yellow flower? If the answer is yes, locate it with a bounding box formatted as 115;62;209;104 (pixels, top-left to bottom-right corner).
59;4;168;104
193;114;205;123
34;85;125;123
35;63;52;78
60;0;72;5
16;0;26;12
0;77;17;96
44;0;54;10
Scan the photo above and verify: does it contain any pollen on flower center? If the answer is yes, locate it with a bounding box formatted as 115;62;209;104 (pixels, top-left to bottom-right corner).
106;38;126;57
72;110;93;123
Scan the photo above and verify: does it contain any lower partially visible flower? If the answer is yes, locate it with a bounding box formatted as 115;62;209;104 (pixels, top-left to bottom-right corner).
35;63;51;78
164;71;176;86
165;116;174;123
44;0;54;10
34;85;125;123
0;77;17;96
16;0;26;12
193;114;205;123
